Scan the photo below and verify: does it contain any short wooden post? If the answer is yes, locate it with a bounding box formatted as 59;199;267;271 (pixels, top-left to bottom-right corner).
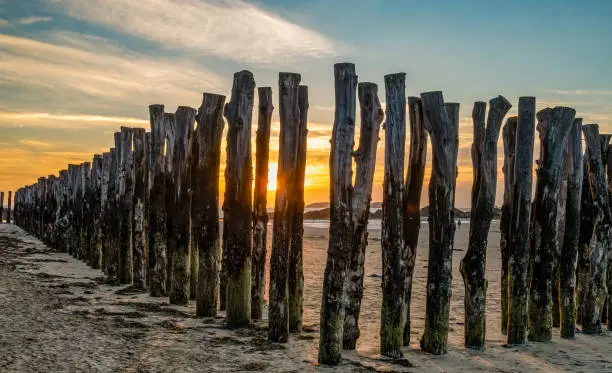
6;191;11;223
581;123;611;334
461;96;511;349
168;106;196;305
251;87;273;320
118;127;134;284
1;191;4;222
343;82;383;350
419;91;459;355
528;107;575;341
148;105;169;297
559;118;583;338
380;73;407;357
288;84;308;333
193;93;226;317
269;72;301;342
500;116;517;336
318;63;357;365
132;128;148;290
402;96;427;346
223;70;255;327
507;97;535;345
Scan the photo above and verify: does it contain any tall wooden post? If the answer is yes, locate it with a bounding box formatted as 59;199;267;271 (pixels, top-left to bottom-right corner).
251;87;273;320
167;106;195;304
607;143;612;330
402;96;427;346
91;155;103;269
343;82;383;350
581;124;611;334
507;97;535;345
380;73;407;357
132;128;148;290
461;96;511;349
528;107;575;341
318;63;357;365
288;84;308;333
269;72;301;342
500;116;517;336
559;118;583;338
100;152;111;273
223;70;255;327
193;93;225;317
118;127;134;284
148;105;168;297
419;91;459;355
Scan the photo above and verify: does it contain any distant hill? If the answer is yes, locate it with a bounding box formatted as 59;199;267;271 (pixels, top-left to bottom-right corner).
301;206;502;220
305;202;330;209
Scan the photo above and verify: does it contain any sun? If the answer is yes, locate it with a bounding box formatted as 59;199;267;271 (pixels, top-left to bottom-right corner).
267;162;277;191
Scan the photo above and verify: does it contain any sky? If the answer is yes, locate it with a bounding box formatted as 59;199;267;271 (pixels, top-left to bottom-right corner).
1;0;611;208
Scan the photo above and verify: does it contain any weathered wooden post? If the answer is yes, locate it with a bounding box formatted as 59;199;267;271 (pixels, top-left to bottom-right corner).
132;128;148;290
164;112;176;291
528;107;575;341
100;152;111;272
6;191;11;223
148;105;169;297
288;84;308;333
581;123;611;334
251;87;273;320
401;96;427;346
117;127;134;284
1;191;4;222
167;106;195;304
269;72;301;342
91;155;103;269
193;93;225;317
461;96;511;349
80;162;91;262
500;116;517;336
607;143;612;330
343;82;384;350
380;73;407;357
419;91;459;355
223;70;255;327
559;118;583;338
58;169;70;253
318;63;357;365
507;97;535;345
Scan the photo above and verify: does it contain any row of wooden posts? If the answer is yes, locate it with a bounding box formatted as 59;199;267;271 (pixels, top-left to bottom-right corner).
9;63;612;366
1;191;13;223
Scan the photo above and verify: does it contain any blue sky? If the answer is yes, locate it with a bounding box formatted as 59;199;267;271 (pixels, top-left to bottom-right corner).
1;0;611;206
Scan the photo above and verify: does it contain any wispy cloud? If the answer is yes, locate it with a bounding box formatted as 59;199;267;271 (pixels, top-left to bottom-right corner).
48;0;338;64
0;33;226;114
18;139;51;147
547;89;612;96
0;16;53;27
0;111;149;129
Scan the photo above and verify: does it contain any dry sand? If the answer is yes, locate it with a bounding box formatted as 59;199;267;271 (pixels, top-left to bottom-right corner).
1;221;611;372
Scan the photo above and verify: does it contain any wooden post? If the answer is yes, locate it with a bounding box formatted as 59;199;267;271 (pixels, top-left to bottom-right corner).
500;116;517;336
288;84;308;333
528;107;575;341
6;191;11;224
223;70;255;327
559;118;583;338
80;162;91;262
167;106;195;305
91;155;103;269
193;93;225;317
461;96;511;349
117;127;134;284
343;82;384;350
58;169;70;253
419;91;459;355
100;152;111;271
318;63;357;365
553;141;571;328
380;73;407;357
507;97;535;345
401;96;427;346
607;143;612;330
132;128;148;290
581;123;611;334
251;87;273;320
1;191;4;223
148;105;168;297
269;72;301;342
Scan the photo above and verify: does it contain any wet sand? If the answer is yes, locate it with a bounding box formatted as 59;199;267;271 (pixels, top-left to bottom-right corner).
1;221;611;372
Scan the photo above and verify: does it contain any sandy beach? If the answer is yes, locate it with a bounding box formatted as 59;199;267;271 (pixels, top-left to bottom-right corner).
1;221;611;372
